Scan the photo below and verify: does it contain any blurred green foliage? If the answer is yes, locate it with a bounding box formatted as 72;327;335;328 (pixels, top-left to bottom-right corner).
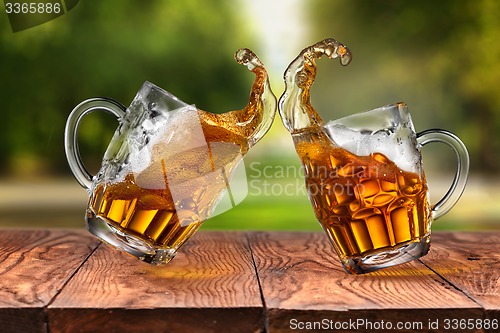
309;0;500;174
2;0;500;176
0;0;500;174
1;0;256;176
1;0;498;231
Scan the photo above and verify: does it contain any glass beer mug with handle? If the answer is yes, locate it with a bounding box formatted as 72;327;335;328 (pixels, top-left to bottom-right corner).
279;38;469;274
65;48;276;265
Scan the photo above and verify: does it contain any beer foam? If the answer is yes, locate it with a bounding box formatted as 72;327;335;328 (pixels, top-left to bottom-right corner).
324;105;422;174
120;104;208;188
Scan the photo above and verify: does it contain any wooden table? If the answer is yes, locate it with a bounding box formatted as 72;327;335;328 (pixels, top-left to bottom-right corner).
0;229;498;333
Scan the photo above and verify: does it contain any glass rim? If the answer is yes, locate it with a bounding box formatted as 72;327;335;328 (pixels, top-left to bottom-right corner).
323;101;412;132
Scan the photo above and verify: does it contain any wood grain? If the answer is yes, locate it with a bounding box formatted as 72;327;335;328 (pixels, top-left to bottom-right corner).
248;231;485;333
1;229;497;333
48;231;264;333
0;229;100;333
420;232;499;319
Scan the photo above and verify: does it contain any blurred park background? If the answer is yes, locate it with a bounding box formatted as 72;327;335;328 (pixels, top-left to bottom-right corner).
1;0;499;231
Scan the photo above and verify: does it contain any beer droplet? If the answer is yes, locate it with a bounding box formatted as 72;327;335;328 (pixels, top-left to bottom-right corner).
234;48;264;72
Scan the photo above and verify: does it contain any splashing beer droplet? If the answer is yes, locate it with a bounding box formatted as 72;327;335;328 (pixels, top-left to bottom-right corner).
234;48;263;71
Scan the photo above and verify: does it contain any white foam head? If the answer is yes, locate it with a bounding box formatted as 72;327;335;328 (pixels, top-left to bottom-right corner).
324;103;422;174
104;81;209;186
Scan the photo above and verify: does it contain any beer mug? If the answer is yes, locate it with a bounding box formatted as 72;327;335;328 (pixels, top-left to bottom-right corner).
279;38;469;274
65;49;276;265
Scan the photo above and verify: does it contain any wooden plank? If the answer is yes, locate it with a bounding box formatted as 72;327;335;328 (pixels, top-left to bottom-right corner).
420;232;499;319
48;231;264;333
249;231;485;333
0;229;100;333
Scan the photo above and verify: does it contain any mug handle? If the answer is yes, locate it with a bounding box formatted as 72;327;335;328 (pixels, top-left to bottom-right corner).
416;129;470;220
64;98;126;192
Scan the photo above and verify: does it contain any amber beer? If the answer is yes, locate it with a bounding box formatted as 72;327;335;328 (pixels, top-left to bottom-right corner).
294;130;430;261
90;174;212;251
277;38;436;274
90;176;193;249
89;118;247;251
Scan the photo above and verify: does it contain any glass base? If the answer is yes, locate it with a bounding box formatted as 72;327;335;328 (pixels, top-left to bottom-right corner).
86;212;177;265
340;235;431;275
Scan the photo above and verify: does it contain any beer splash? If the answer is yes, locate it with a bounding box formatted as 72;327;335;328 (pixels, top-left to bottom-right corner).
278;39;430;274
199;48;276;152
279;38;352;132
89;49;276;264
